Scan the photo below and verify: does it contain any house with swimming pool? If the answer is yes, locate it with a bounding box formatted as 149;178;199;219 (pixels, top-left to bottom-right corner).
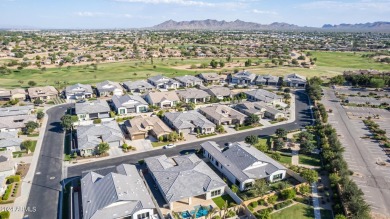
144;154;226;210
201;141;287;191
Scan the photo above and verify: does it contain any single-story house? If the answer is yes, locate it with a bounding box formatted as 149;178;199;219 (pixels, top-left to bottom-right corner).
95;80;124;97
176;88;210;103
235;102;285;120
284;73;307;87
199;105;247;125
65;83;93;100
164;110;216;134
0;151;17;196
112;95;148;115
76;121;124;156
122;80;155;93
27;86;58;102
229;71;257;85
0;132;22;152
197;73;226;84
145;154;226;210
0;115;37;132
81;164;156;219
147;75;180;90
174;75;203;87
124;116;172;140
0;105;33;118
144;91;180;108
75;100;110;121
201;141;287;191
204;87;232;100
254;75;279;86
0;88;26;101
245;89;283;106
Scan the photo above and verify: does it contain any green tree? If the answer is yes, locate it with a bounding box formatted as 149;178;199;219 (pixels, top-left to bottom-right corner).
245;135;259;145
253;179;269;197
246;114;260;125
231;184;239;193
24;121;39;134
273;138;284;151
298;184;311;196
280;188;296;200
334;215;347;219
21;140;35;154
97;142;110;155
271;152;281;161
300;140;315;154
219;60;225;68
301;169;318;183
210;59;218;68
267;195;277;205
275;128;287;138
61;114;73;131
370;78;385;88
37;111;45;120
28;81;37;87
244;59;252;67
298;131;314;142
329;75;345;85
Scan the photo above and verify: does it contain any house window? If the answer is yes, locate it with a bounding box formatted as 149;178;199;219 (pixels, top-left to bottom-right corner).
211;189;221;197
273;173;283;181
137;212;150;219
216;161;219;167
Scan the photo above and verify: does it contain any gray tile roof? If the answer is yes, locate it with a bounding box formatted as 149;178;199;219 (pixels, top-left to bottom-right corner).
76;121;124;150
255;75;279;83
176;88;210;99
148;75;179;86
96;80;122;93
201;141;286;182
81;164;155;219
122;80;155;91
198;73;224;81
0;151;16;172
0;105;33;117
235;102;282;116
0;131;22;149
0;115;36;130
245;89;282;103
284;73;307;84
175;75;203;84
75;100;110;115
204;87;232;97
232;71;257;81
66;83;93;95
164;110;215;130
112;95;148;110
145;154;226;203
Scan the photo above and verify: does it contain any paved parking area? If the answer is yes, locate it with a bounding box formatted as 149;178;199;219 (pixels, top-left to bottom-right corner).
343;106;390;117
335;88;390;97
346;96;389;105
376;120;390;139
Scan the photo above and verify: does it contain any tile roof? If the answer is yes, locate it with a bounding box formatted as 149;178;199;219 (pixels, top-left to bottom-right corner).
145;91;180;104
0;105;33;117
199;105;246;122
284;73;307;83
201;141;286;182
112;95;148;109
124;116;171;137
235;102;283;116
76;121;124;150
0;115;37;130
75;100;110;115
0;131;22;149
27;86;58;98
145;154;226;203
232;71;257;81
204;87;232;97
245;89;282;103
0;150;16;173
198;73;224;81
164;110;215;130
81;164;155;219
96;80;122;93
122;80;154;91
66;83;93;94
176;88;210;99
175;75;203;84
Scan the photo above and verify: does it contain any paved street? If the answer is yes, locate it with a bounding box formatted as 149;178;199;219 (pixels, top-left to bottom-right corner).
323;88;390;218
24;104;74;219
23;90;311;219
67;90;312;177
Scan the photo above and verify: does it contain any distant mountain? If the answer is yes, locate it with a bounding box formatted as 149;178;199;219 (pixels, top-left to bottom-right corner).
152;19;304;31
153;19;390;32
322;21;390;31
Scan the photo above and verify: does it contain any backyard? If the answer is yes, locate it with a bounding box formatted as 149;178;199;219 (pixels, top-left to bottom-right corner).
212;195;236;209
298;154;321;167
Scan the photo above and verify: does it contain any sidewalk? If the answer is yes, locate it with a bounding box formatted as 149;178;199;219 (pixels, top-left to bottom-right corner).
10;104;61;219
65;93;297;167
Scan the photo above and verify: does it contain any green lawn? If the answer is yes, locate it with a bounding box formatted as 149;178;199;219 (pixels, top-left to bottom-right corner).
265;152;292;165
151;141;174;147
238;125;256;131
2;51;388;89
27;133;39;137
320;209;334;219
30;140;37;152
197;133;217;138
212;195;236;209
271;203;314;219
299;154;321;167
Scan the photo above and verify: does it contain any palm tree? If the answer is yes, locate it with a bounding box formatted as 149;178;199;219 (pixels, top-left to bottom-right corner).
222;201;228;219
208;206;219;219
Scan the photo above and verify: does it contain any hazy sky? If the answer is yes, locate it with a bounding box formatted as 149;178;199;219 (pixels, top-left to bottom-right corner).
0;0;389;29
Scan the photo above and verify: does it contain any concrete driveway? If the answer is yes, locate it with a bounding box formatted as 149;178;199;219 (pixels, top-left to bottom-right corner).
126;139;153;152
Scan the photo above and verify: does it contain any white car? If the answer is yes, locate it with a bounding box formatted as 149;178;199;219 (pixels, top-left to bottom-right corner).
164;144;176;149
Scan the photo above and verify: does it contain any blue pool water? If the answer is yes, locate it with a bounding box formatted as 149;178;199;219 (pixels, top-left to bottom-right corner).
182;211;191;218
182;205;211;218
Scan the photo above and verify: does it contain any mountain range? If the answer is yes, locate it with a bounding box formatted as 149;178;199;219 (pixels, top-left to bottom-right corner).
153;19;390;32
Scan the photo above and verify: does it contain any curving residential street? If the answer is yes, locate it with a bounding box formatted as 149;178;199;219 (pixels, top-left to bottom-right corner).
24;91;311;219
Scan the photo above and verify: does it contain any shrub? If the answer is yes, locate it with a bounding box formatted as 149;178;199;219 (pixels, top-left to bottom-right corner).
138;159;145;164
250;201;258;208
273;200;293;210
2;185;12;200
6;175;20;184
225;210;236;218
0;211;10;219
93;118;102;124
258;199;266;206
212;216;221;219
267;195;277;205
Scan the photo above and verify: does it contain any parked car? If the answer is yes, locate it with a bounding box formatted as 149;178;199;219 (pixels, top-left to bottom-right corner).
164;144;176;149
225;142;233;147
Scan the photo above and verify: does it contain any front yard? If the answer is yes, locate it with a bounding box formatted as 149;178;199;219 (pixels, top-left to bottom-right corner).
298;154;321;167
